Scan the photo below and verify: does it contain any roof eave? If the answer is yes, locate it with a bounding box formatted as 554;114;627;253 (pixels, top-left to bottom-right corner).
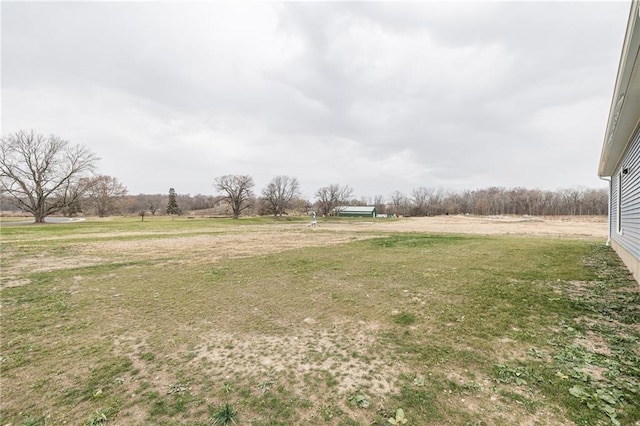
599;0;640;177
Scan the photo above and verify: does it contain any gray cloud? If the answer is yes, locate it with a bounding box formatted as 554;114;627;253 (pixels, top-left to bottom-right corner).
1;1;629;199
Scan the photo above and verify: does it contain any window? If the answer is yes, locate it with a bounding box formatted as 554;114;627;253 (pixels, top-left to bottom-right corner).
617;170;623;234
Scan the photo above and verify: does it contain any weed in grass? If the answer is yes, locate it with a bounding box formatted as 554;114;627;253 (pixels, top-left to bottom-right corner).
413;374;427;387
544;244;640;425
84;407;117;426
210;403;238;425
387;408;408;425
347;392;371;408
257;380;273;393
569;384;624;414
527;347;548;359
493;364;541;386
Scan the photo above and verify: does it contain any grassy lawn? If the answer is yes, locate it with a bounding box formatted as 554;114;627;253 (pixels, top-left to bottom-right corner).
1;217;638;425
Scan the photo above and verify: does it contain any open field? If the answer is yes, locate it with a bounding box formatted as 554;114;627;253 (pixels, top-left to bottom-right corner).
1;215;638;425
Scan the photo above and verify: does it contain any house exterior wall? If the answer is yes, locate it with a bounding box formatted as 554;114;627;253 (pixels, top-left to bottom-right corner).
599;0;639;283
610;126;640;281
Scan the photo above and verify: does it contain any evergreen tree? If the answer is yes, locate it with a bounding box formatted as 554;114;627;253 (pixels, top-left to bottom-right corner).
166;187;181;218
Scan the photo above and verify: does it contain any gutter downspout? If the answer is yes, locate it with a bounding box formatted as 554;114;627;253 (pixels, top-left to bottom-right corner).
600;176;612;246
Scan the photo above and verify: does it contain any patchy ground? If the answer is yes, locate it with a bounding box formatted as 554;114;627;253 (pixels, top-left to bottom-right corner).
317;215;608;239
1;216;607;281
3;214;634;426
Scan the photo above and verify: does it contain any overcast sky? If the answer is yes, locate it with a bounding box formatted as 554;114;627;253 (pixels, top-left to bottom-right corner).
1;1;631;200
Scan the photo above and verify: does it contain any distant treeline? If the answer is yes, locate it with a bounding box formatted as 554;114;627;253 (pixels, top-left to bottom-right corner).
1;186;608;217
383;186;608;217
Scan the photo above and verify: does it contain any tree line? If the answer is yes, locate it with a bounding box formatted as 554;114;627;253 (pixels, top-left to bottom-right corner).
385;186;607;217
114;184;606;218
1;130;608;222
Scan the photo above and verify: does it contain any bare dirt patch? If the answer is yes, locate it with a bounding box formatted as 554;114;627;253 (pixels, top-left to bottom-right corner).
338;215;608;238
1;230;374;277
1;277;32;288
81;230;368;262
190;324;400;397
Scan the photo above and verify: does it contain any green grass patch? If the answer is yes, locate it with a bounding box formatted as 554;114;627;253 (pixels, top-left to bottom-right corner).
1;218;637;425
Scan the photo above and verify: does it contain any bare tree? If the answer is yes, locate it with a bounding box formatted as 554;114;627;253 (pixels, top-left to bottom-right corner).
189;193;219;211
560;187;585;216
0;130;98;223
127;194;163;216
429;187;447;215
436;186;606;216
582;188;608;215
147;194;168;215
293;197;312;215
315;187;333;216
389;190;408;216
262;175;301;216
356;196;370;206
315;183;353;216
411;187;432;216
214;175;255;219
84;175;128;217
59;185;85;217
147;196;160;216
